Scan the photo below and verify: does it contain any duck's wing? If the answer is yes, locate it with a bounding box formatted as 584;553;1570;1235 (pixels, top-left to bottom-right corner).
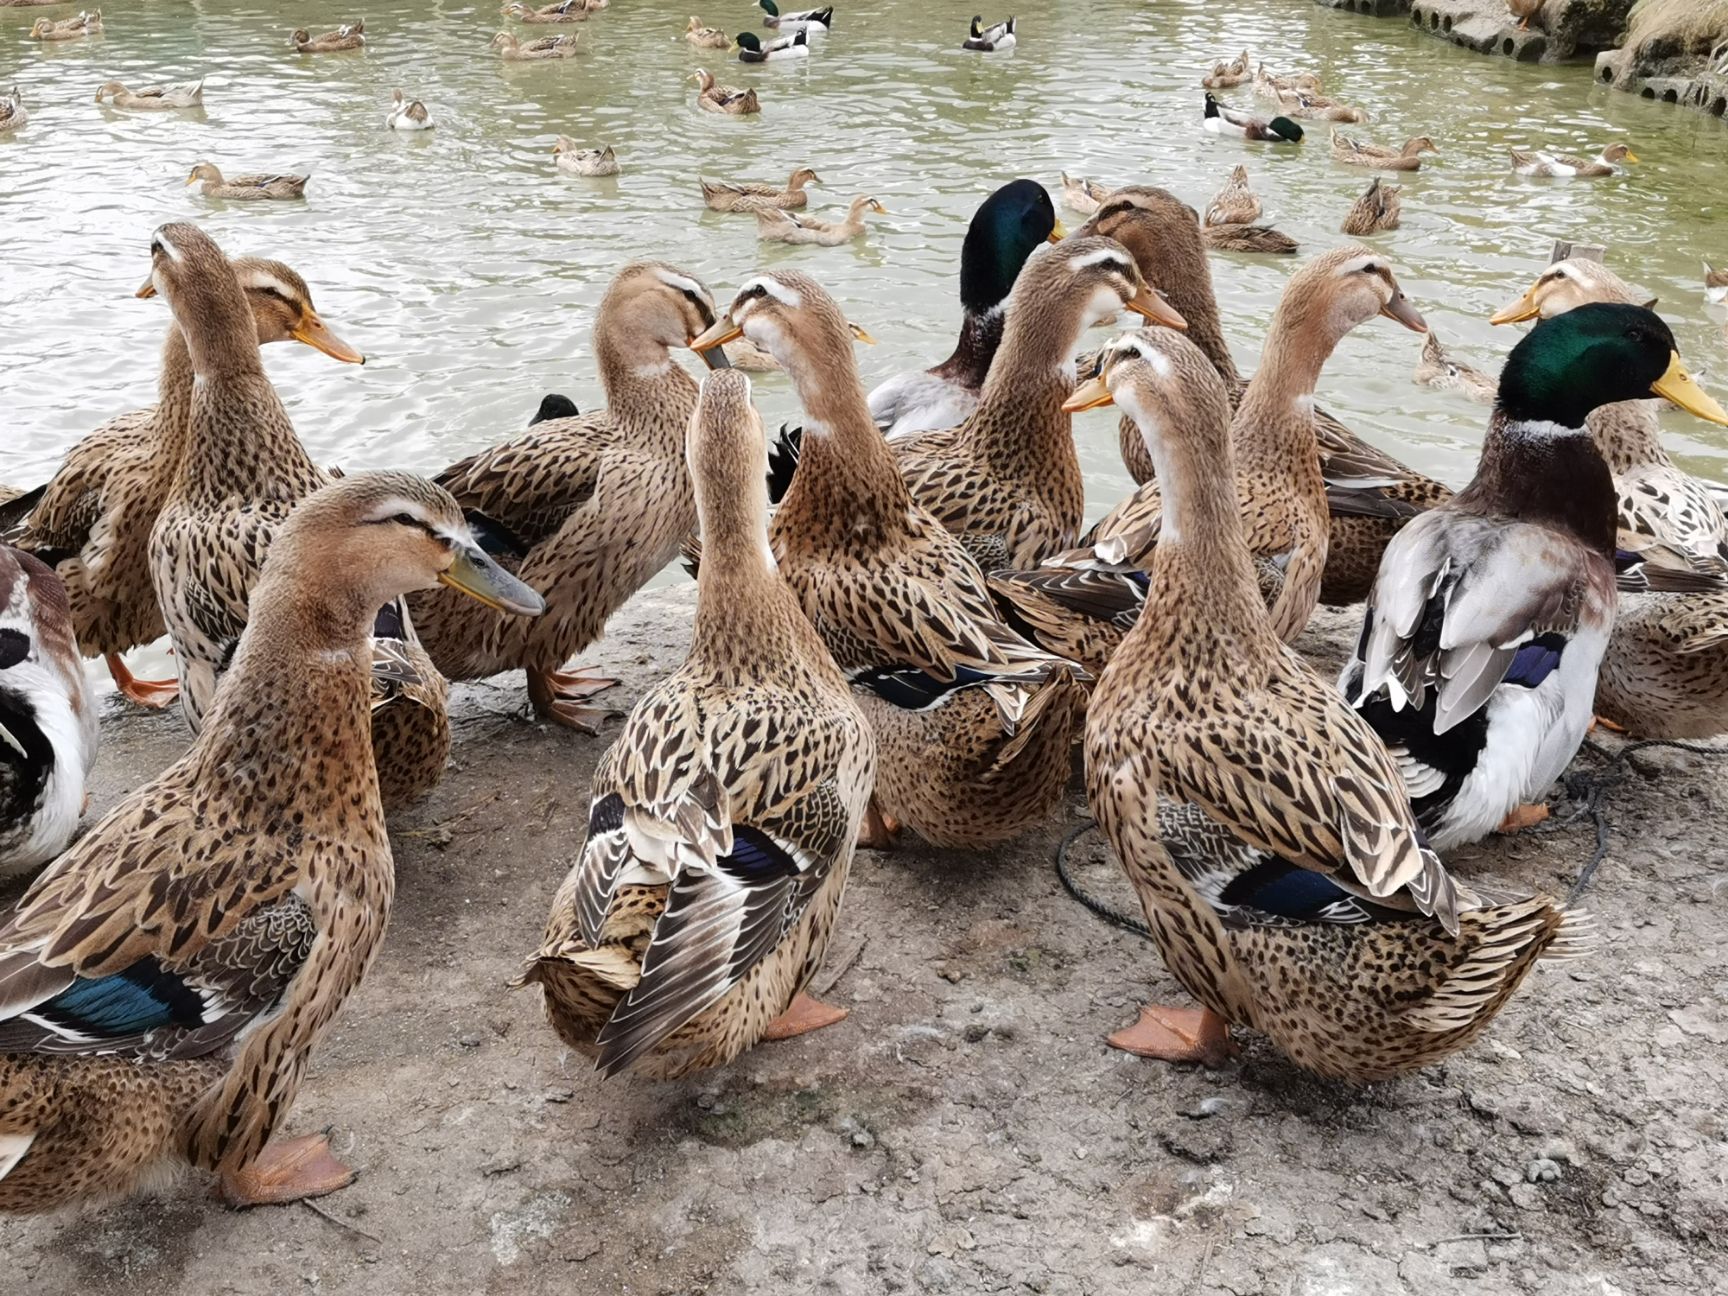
434;417;610;550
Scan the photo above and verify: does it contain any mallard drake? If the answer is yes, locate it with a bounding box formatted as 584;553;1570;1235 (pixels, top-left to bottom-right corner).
737;28;808;60
1201;223;1297;254
407;263;721;730
1273;87;1368;124
1340;176;1401;235
754;196;886;247
867;179;1062;438
962;14;1015;51
1060;172;1111;217
760;0;830;32
386;88;433;130
701;166;819;211
1203;164;1260;227
1330;130;1437;171
0;88;24;134
1704;259;1727;305
692;68;759;113
1493;258;1728;738
685;15;729;47
691;271;1086;850
890;237;1185;572
93;79;203;110
4;257;362;711
1342;304;1728;846
1200;50;1251;89
1509;142;1637;177
0;548;96;883
492;29;581;58
1413;329;1495;403
185;162;308;201
517;371;874;1079
1509;0;1544;30
289;21;364;52
1251;62;1321;98
28;10;101;40
529;394;579;425
504;0;589;22
1081;330;1585;1080
142;224;451;810
554;138;618;175
1203;93;1302;143
0;471;538;1215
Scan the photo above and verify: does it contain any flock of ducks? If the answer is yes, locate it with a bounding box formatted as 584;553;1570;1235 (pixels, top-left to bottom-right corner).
4;3;1728;1223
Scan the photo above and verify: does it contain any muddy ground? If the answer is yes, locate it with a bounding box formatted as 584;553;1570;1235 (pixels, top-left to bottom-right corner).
3;587;1727;1295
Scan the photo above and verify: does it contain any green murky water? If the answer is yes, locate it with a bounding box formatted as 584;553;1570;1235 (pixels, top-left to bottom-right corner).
3;0;1727;624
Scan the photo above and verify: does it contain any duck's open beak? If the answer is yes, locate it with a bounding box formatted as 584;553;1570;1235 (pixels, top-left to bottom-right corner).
292;312;366;365
1489;285;1542;326
1126;285;1186;330
1048;219;1068;243
1062;375;1115;413
438;542;545;616
689;318;741;370
1380;291;1427;333
1653;353;1728;426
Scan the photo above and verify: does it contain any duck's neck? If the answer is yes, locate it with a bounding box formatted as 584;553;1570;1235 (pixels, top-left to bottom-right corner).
149;324;197;469
692;485;823;685
928;305;1004;391
1587;399;1670;476
967;295;1084;471
175;353;323;504
1456;411;1617;556
778;348;914;539
1168;269;1239;388
596;329;699;443
1232;304;1335;474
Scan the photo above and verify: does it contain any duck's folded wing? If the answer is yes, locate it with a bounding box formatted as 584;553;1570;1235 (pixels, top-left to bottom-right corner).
434;421;607;549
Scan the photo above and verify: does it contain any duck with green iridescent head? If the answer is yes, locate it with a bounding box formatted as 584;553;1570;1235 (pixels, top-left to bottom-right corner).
1343;303;1728;849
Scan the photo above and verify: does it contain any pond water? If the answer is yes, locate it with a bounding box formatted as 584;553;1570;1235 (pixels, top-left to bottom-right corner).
3;0;1728;644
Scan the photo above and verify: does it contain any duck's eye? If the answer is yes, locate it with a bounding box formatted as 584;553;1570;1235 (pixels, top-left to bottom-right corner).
393;512;418;528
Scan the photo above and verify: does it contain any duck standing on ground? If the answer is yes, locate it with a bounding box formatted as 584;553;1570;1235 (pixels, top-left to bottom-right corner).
0;472;539;1215
1081;330;1587;1079
407;263;722;730
1509;143;1637;177
1203;94;1302;143
1341;176;1401;235
962;15;1015;51
0;549;96;882
186;162;308;201
691;271;1086;850
517;371;874;1080
1343;304;1728;846
868;179;1063;438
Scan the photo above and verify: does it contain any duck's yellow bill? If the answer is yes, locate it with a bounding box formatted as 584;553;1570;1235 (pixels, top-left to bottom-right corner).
1652;353;1728;427
690;318;743;354
438;545;545;617
1489;287;1541;325
136;275;157;299
291;313;366;365
1062;375;1115;413
1047;220;1067;244
1623;150;1640;164
1127;286;1186;330
848;322;877;345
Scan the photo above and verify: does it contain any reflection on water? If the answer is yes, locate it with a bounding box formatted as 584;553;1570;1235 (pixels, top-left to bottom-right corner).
3;0;1728;548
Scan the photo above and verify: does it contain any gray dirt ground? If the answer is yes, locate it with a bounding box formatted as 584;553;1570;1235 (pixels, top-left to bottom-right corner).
4;588;1727;1295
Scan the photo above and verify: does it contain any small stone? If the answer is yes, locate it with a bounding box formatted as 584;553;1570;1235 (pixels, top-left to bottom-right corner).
1525;1158;1561;1184
1186;1096;1228;1120
963;1024;989;1043
1508;1184;1542;1211
458;1034;481;1049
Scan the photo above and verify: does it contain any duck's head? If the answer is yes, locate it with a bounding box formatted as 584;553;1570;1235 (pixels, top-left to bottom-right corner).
489;31;517;49
1499;304;1728;430
1014;235;1186;335
141;223;259;368
1268;116;1304;143
1403;135;1439;156
692;271;852;383
1278;246;1426;343
29;19;50;36
1602;142;1639;165
1490;257;1638;325
136;253;364;363
1063;330;1232;449
849;195;888;217
267;472;544;619
969;14;983;37
687;369;769;519
959;178;1064;315
602;261;722;363
289;28;311;45
93;80;126;101
552;134;578;153
691;68;715;89
788;166;821;189
185;161;222;187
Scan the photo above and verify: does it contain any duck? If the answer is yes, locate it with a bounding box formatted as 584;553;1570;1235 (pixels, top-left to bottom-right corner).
529;394;579;425
1509;0;1544;30
1342;303;1728;847
1340;175;1401;235
1201;50;1252;89
1509;142;1637;177
1272;87;1369;123
867;179;1061;439
685;15;729;47
1413;329;1496;403
27;10;101;40
503;0;589;22
492;30;581;58
289;21;364;52
962;14;1015;51
691;270;1086;850
142;223;453;810
1080;330;1586;1081
992;245;1427;670
0;88;23;134
737;28;808;61
1060;172;1112;217
889;237;1185;573
516;370;874;1080
386;88;433;130
0;471;540;1216
554;138;618;175
701;166;819;211
1203;94;1302;143
93;79;203;110
0;549;96;883
754;196;886;247
692;68;759;113
1492;257;1728;738
1330;130;1437;171
407;263;722;731
4;257;363;711
1203;165;1261;226
759;0;831;32
1704;259;1727;305
1251;62;1322;98
185;162;308;201
1201;224;1297;254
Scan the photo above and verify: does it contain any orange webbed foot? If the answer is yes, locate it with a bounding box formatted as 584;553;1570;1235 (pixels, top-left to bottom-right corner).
762;991;849;1041
218;1132;354;1208
1496;802;1551;834
1107;1005;1236;1067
